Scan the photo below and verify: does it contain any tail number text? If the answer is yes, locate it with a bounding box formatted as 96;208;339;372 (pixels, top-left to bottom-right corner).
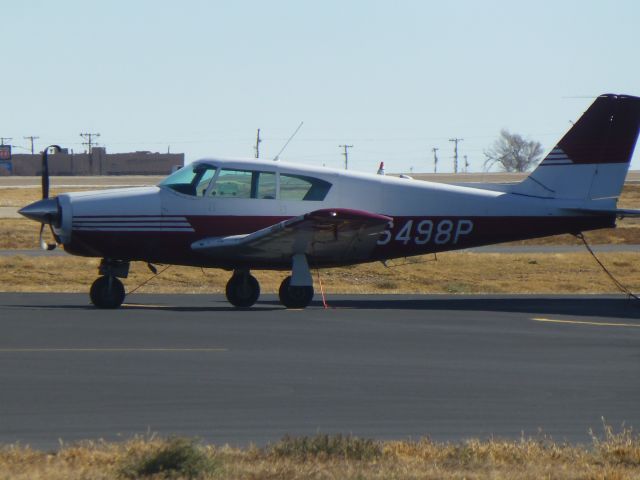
377;219;473;246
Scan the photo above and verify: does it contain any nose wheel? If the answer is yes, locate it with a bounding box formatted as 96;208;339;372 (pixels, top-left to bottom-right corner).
279;276;314;309
90;276;126;309
226;271;260;308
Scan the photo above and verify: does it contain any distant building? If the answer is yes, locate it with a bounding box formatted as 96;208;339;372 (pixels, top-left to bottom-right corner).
3;147;183;176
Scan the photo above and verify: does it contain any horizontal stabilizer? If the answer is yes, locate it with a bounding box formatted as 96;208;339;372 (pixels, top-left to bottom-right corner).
562;207;640;218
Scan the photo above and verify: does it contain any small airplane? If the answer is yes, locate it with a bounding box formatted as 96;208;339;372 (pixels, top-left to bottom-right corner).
19;93;640;309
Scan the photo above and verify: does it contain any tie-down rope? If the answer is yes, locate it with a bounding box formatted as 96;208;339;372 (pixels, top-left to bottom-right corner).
576;233;639;300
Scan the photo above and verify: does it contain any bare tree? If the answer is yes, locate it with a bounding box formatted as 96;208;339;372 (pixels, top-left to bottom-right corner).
483;129;543;172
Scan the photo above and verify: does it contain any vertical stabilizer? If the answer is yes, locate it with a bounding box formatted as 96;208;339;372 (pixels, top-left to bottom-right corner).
511;94;640;201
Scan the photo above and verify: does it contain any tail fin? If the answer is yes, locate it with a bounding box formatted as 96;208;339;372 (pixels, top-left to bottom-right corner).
512;94;640;201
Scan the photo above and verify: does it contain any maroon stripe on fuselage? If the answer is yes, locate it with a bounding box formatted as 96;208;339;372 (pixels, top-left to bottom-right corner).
63;214;616;268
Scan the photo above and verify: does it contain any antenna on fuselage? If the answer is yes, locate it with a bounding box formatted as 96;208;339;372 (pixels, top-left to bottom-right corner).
273;121;304;161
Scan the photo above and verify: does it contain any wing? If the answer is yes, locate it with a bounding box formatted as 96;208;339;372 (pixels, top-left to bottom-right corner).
191;208;392;264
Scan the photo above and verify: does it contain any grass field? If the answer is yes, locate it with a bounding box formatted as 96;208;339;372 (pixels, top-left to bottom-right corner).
1;250;640;296
1;425;639;479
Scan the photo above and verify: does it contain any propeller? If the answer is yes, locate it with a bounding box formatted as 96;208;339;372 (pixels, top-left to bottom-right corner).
18;145;64;250
39;145;61;250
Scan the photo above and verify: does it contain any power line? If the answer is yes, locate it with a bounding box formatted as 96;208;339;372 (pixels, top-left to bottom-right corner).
339;144;353;170
0;137;12;146
23;136;39;154
79;132;101;153
449;137;463;173
432;147;439;173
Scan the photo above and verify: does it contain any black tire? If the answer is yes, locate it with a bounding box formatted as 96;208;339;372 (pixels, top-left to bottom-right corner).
225;274;260;308
278;276;314;309
90;276;125;309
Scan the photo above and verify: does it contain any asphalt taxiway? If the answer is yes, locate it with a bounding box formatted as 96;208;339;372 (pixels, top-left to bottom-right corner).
1;293;639;449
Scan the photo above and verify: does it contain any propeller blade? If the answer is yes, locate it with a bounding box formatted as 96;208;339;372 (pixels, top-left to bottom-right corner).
39;223;57;251
41;145;62;200
48;224;59;250
42;150;49;199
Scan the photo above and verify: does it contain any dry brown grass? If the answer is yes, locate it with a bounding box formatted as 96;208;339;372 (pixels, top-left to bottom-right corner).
1;250;640;295
0;187;96;207
619;183;640;208
0;219;38;249
1;425;639;479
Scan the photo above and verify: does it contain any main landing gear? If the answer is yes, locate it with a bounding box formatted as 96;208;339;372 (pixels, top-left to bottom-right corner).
90;259;129;309
225;254;315;309
224;271;315;309
278;276;314;309
225;270;260;308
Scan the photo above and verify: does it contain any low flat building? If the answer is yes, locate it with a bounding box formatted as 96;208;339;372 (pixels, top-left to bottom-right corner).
3;147;183;176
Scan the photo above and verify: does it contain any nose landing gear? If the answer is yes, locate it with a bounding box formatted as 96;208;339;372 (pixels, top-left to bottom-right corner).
90;275;125;309
89;259;129;309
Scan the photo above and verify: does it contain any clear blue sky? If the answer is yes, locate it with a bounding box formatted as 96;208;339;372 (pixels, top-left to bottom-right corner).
4;0;640;173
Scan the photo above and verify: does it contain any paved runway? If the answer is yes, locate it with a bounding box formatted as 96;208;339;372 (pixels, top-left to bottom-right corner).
1;293;639;449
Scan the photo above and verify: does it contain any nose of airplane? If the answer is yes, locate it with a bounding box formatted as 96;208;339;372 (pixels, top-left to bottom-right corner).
19;198;60;225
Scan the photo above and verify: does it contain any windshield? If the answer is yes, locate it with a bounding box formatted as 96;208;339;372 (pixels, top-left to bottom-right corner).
159;164;217;196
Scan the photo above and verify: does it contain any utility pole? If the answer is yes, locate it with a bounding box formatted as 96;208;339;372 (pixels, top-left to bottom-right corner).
79;132;100;153
432;147;439;173
23;136;39;154
0;137;12;146
254;128;262;158
339;144;353;170
449;137;463;173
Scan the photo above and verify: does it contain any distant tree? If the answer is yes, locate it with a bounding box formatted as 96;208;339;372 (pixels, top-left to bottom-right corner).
483;129;543;172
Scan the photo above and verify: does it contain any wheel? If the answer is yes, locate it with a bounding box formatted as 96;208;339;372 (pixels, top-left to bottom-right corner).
90;276;125;309
225;273;260;308
278;276;314;309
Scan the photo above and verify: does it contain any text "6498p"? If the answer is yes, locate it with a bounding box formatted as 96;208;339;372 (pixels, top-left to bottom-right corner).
377;219;474;246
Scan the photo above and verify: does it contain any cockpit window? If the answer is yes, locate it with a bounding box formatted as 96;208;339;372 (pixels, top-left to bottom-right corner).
256;172;276;199
209;169;277;199
159;164;217;196
280;174;331;201
210;169;252;198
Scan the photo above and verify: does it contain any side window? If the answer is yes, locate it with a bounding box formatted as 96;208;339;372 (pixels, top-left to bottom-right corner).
210;169;252;198
256;172;276;199
280;174;331;201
